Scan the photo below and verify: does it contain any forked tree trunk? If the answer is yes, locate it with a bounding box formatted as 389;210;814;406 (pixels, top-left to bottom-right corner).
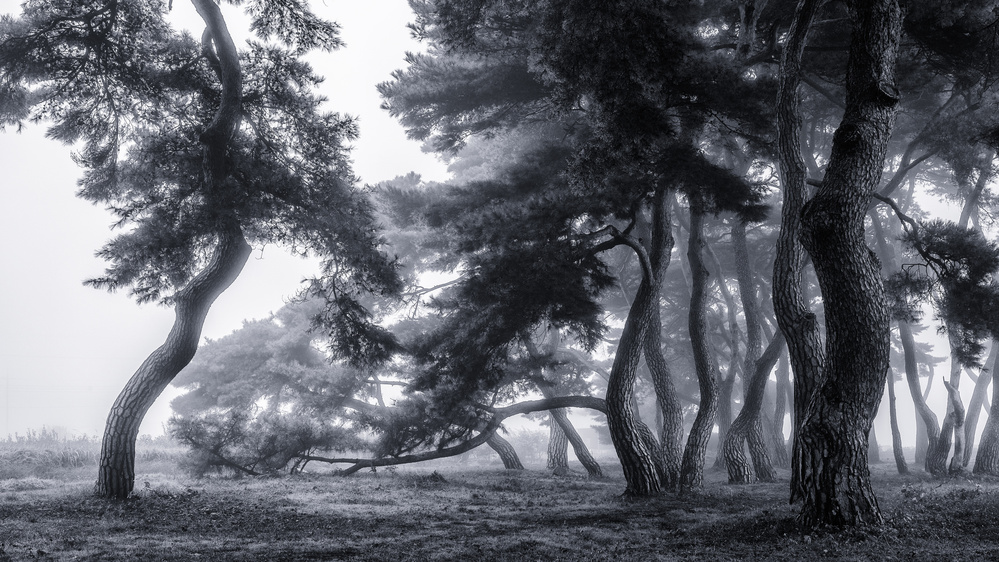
95;0;247;500
489;433;525;470
96;229;251;498
547;415;570;472
605;187;671;496
679;198;719;491
794;0;901;527
927;336;963;475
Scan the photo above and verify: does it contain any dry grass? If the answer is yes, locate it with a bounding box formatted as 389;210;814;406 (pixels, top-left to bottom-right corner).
2;459;999;560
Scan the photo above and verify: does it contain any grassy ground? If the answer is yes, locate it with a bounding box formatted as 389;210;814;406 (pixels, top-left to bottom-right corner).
3;440;999;561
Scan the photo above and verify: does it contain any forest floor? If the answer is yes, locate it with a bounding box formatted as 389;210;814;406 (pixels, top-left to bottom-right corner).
3;444;999;561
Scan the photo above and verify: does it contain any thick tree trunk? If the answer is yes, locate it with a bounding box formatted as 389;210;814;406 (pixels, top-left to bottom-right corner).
794;0;901;527
679;199;719;491
725;332;786;483
887;375;909;474
868;427;882;464
95;228;251;498
605;187;671;496
489;433;525;470
773;0;827;503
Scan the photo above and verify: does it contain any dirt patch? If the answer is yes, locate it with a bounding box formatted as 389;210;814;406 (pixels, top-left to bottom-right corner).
0;467;998;560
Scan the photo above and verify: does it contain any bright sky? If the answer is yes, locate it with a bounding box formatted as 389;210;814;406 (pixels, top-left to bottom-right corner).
0;0;448;438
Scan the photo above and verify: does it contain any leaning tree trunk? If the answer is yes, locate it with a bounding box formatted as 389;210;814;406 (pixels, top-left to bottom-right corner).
773;0;827;504
679;197;719;491
927;334;963;475
95;228;251;498
725;332;786;483
605;187;671;496
943;381;966;475
886;374;908;474
488;433;525;470
794;0;901;527
95;0;248;500
644;314;682;489
550;407;603;477
547;415;570;472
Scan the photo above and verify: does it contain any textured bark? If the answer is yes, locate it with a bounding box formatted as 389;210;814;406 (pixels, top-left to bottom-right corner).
944;381;966;475
927;336;963;475
679;199;719;491
886;375;909;474
95;0;247;499
794;0;901;527
974;366;999;474
868;427;881;464
95;229;251;498
963;341;997;467
547;415;569;471
550;407;603;477
488;433;525;470
725;332;786;483
644;315;682;489
605;188;671;496
773;0;826;503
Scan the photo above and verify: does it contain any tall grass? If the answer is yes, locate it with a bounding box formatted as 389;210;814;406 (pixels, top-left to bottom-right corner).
0;428;184;480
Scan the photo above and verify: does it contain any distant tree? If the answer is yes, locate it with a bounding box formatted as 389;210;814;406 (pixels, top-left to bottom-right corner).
0;0;399;498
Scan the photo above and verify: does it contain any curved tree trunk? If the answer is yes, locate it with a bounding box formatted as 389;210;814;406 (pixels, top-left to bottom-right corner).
679;198;719;491
927;336;963;475
96;228;251;498
489;433;525;470
771;349;791;468
794;0;901;527
773;0;827;504
95;0;248;500
725;332;786;483
605;187;671;496
547;414;570;472
944;381;966;475
887;374;909;474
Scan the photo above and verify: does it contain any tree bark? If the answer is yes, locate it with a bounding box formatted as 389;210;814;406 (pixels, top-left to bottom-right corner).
550;407;603;477
773;0;826;504
974;365;999;474
794;0;901;527
547;414;570;471
679;197;719;491
604;187;673;496
725;332;786;483
927;334;963;475
644;315;682;488
95;229;251;498
95;0;248;499
772;347;791;468
944;381;966;475
489;433;525;470
886;374;908;474
963;341;996;467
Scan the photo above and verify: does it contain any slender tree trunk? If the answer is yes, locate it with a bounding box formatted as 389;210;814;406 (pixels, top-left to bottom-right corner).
644;317;682;488
96;228;251;498
927;335;964;475
546;412;570;471
489;433;525;470
95;0;248;500
868;427;882;464
944;381;966;475
898;321;940;470
550;408;603;478
887;375;908;474
963;341;997;467
772;348;791;468
679;198;719;491
605;187;671;496
794;0;901;527
773;0;827;504
725;332;786;483
974;366;999;474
